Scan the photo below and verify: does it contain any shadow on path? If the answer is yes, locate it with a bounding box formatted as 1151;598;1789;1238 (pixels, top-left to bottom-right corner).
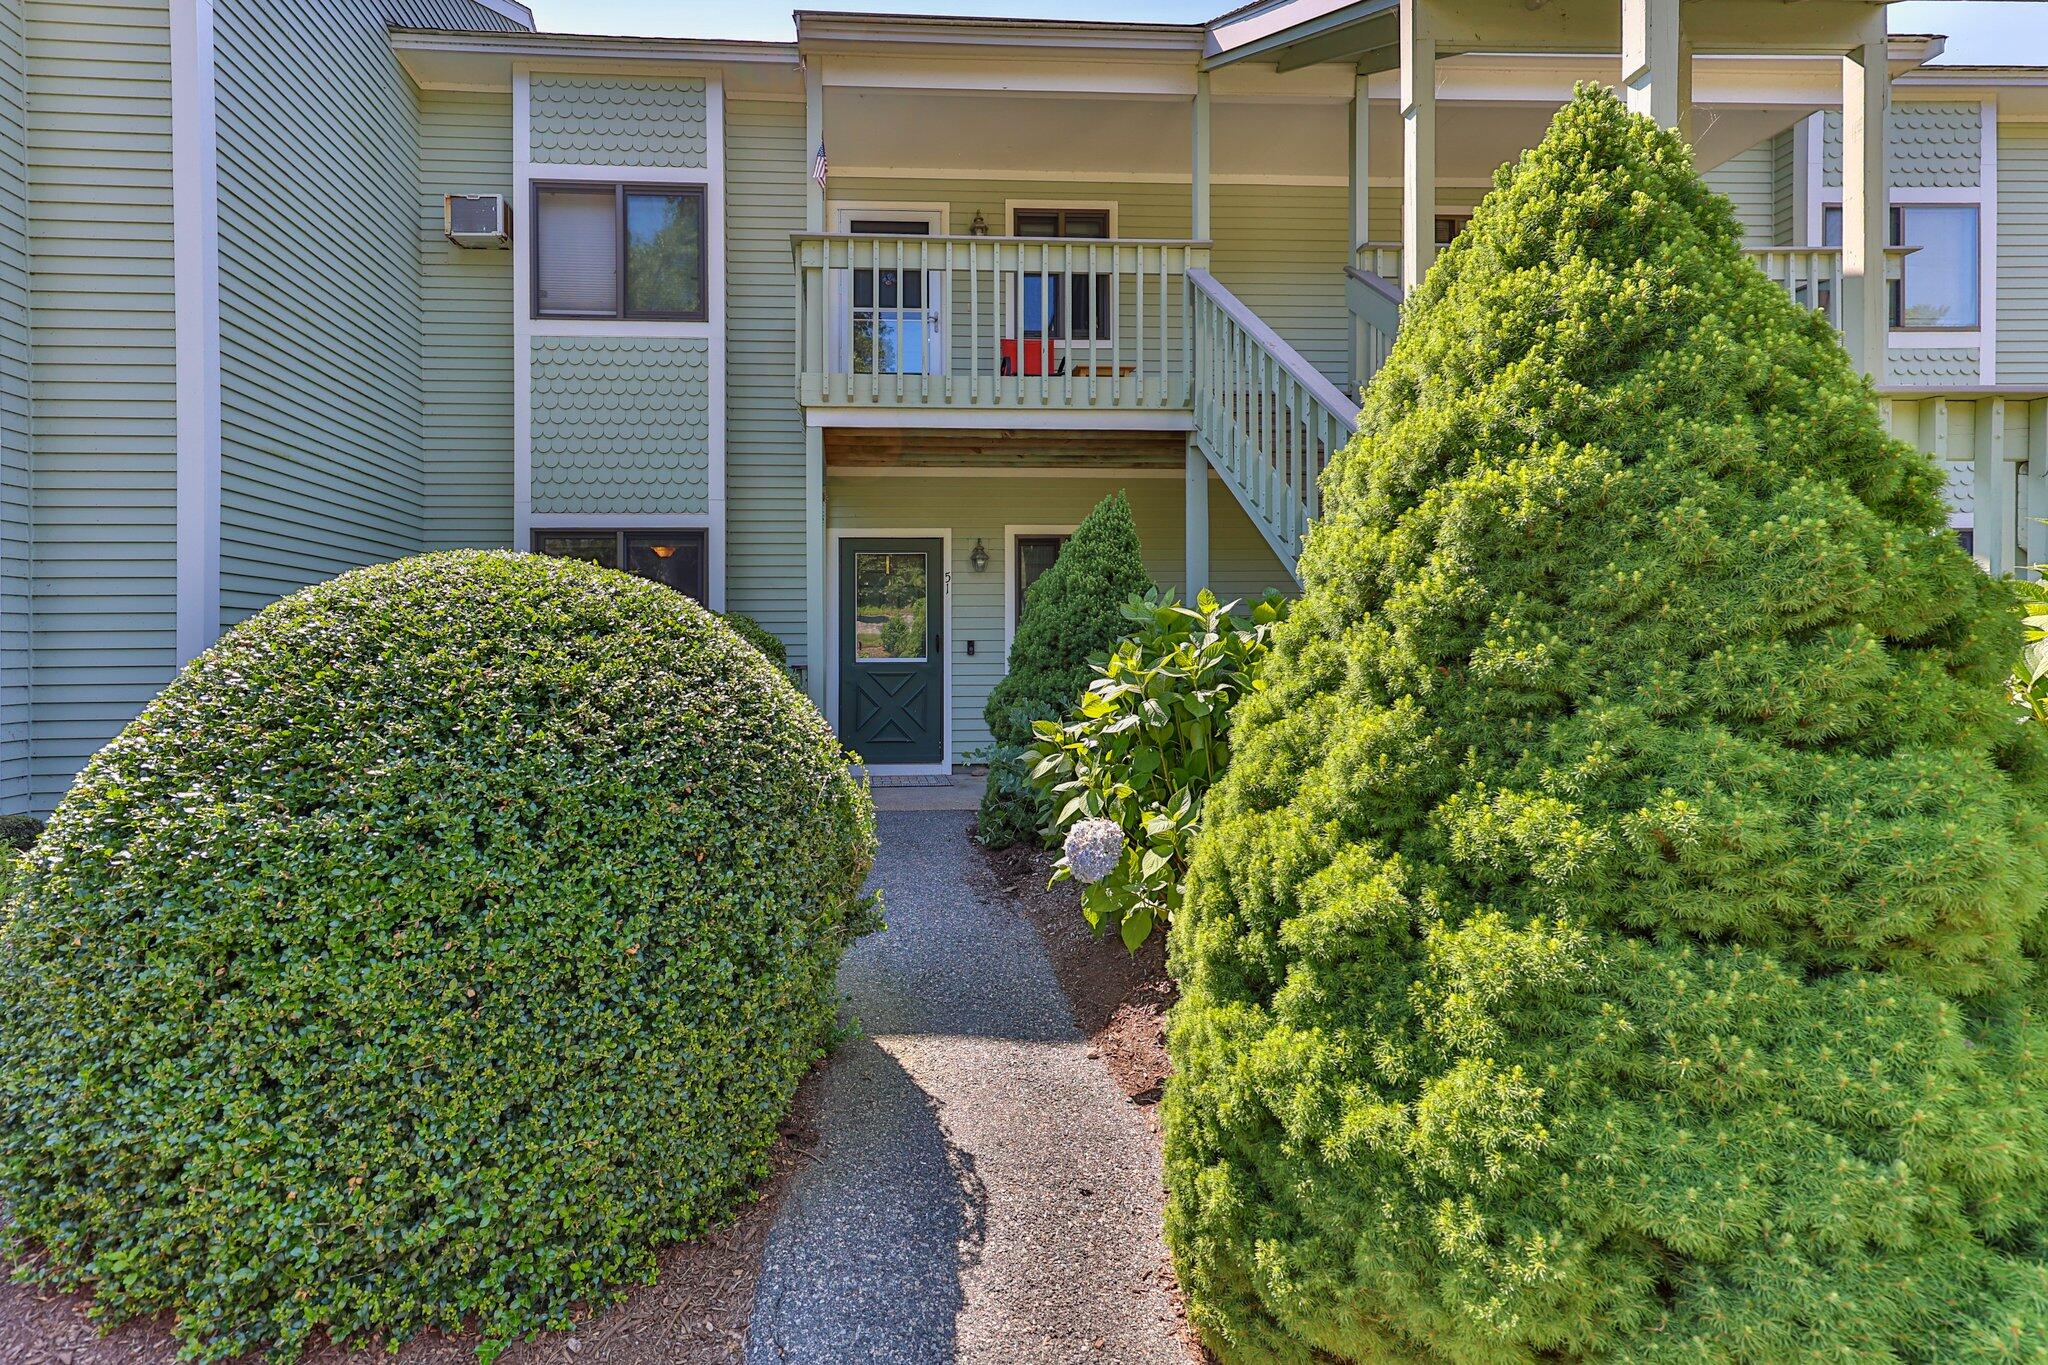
745;1035;985;1364
745;810;1186;1365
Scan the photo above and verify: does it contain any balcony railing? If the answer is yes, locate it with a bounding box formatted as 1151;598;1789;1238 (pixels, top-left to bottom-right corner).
1742;245;1912;329
792;233;1210;411
1191;268;1360;574
1882;389;2048;578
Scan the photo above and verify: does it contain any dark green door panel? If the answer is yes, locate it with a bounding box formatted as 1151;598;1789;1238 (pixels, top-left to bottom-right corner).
840;538;944;765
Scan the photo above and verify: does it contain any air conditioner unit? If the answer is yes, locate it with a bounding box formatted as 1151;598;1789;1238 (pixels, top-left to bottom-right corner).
444;194;510;248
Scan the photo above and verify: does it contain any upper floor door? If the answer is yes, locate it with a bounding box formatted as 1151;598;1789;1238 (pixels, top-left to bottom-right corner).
830;208;946;377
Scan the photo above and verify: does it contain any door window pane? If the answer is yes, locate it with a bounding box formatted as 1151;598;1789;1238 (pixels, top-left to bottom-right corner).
624;189;705;319
534;532;618;569
1894;204;1979;328
536;188;618;316
624;531;707;601
853;552;928;661
1014;535;1068;626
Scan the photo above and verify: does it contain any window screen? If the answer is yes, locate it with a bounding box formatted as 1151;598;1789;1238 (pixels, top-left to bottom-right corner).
535;188;617;317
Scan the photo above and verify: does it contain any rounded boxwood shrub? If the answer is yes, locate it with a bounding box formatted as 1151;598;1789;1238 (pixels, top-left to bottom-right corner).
1165;88;2048;1363
720;610;789;670
0;550;877;1362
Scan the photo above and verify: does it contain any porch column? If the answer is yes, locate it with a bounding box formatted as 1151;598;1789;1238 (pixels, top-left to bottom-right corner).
1400;0;1436;294
804;426;827;709
1185;442;1209;597
1192;70;1212;240
1349;71;1371;263
803;56;824;233
1841;12;1889;382
1620;0;1682;131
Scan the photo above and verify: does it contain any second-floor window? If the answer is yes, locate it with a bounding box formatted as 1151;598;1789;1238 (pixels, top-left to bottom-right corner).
534;183;707;321
1823;202;1981;330
1014;208;1112;342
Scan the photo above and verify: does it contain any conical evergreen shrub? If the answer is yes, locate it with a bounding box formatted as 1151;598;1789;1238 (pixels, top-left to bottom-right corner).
1164;86;2048;1364
985;490;1153;747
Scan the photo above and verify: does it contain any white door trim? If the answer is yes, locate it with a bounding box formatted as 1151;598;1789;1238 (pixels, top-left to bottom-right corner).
827;527;953;776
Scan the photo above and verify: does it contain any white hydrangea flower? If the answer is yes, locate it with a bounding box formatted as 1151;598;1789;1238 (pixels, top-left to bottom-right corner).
1064;817;1125;885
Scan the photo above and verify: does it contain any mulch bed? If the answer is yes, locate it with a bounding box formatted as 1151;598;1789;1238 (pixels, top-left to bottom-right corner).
0;1072;823;1365
970;836;1212;1363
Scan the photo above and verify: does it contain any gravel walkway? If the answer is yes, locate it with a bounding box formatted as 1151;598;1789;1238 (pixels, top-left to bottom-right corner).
745;810;1188;1365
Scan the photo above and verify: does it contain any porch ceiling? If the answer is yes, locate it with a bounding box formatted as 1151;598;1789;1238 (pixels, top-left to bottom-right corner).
821;61;1822;183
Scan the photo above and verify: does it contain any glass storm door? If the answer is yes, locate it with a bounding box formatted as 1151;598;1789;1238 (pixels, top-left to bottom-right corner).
840;538;944;766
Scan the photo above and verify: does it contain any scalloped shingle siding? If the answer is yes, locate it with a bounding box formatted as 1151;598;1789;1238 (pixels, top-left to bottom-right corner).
530;338;711;516
530;77;707;168
1823;102;1982;189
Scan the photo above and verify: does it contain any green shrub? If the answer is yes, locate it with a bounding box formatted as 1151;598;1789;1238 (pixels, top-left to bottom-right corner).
719;611;789;671
0;813;42;852
984;491;1152;749
0;550;878;1362
2010;576;2048;723
1165;88;2048;1364
1029;589;1286;949
976;492;1152;846
973;745;1042;849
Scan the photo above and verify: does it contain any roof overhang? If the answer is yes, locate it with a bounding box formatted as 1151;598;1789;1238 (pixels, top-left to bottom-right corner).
795;10;1206;59
1206;0;1941;71
388;28;802;94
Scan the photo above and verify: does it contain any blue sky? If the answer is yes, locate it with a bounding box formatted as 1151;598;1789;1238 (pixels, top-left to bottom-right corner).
527;0;2048;63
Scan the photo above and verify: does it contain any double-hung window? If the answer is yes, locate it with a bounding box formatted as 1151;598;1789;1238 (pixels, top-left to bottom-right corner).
1014;208;1113;342
533;183;707;321
532;529;708;602
1822;202;1981;330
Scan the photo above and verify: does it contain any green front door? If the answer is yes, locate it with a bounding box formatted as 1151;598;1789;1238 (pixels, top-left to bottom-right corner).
840;538;944;766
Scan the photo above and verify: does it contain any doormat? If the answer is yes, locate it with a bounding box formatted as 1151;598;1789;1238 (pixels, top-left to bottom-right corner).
866;775;958;788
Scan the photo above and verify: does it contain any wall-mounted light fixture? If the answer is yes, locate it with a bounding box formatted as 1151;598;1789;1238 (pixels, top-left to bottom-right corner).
969;211;989;237
970;538;989;572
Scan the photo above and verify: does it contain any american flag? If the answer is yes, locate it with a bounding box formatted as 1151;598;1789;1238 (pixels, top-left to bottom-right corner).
812;142;829;192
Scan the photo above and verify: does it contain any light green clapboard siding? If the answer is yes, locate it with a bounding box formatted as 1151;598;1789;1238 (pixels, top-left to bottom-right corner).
418;87;514;548
1702;141;1776;247
529;337;710;516
725;97;807;662
0;0;28;811
214;0;430;622
1823;101;1983;188
24;0;178;811
1999;121;2048;385
1772;127;1797;245
529;75;706;168
826;472;1289;761
1211;182;1349;388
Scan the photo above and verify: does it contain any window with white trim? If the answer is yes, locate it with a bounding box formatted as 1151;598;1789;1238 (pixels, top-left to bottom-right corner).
533;183;707;321
532;529;708;602
1822;203;1981;330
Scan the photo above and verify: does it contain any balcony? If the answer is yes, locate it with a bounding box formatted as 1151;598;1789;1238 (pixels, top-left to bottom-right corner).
792;233;1209;415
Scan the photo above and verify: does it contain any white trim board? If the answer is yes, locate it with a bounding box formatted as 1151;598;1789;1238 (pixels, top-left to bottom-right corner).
171;0;223;664
825;527;954;777
829;465;1183;479
805;407;1193;430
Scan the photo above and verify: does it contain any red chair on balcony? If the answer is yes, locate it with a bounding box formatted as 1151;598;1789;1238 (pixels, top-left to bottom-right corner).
999;338;1063;377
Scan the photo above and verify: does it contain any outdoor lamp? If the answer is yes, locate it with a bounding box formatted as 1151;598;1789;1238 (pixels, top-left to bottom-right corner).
970;538;989;572
969;211;989;236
